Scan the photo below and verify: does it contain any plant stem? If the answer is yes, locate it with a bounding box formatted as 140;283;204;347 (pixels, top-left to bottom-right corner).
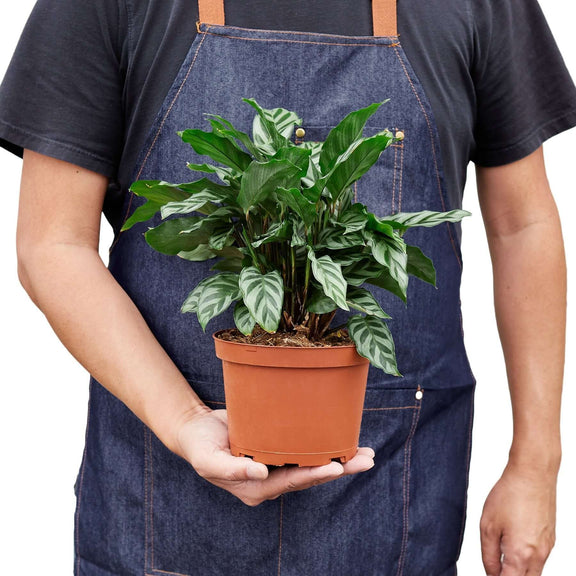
241;227;265;273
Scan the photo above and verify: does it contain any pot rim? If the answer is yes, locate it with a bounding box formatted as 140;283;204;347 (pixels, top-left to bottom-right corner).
212;328;357;350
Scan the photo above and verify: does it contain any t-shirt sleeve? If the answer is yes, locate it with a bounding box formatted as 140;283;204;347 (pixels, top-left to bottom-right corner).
471;0;576;166
0;0;126;178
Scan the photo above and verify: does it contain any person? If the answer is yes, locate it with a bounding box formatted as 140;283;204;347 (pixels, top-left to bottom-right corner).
1;0;574;574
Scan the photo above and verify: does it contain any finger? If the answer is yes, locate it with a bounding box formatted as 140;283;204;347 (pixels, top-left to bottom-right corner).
198;448;270;482
341;449;375;475
259;461;345;499
480;522;503;576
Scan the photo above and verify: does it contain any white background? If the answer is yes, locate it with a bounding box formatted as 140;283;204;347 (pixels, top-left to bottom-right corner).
0;2;574;574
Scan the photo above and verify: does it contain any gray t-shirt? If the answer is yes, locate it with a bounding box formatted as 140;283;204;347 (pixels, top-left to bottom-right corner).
1;0;575;233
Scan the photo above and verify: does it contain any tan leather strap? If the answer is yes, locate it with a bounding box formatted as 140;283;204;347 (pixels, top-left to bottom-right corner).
197;0;397;37
198;0;225;26
372;0;398;37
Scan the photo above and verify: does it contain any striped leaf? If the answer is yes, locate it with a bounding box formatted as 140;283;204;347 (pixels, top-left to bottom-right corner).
319;101;386;173
181;273;241;331
342;258;384;287
406;244;436;287
325;130;395;202
334;203;369;234
346;286;391;319
378;209;472;231
364;230;408;298
347;315;401;376
307;248;349;311
233;301;257;336
251;220;292;248
243;98;300;154
315;227;365;250
239;267;284;333
186;162;238;184
237;159;302;213
179;129;252;172
204;114;267;161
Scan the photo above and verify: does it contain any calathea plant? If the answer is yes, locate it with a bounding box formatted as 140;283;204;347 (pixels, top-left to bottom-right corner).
123;98;470;376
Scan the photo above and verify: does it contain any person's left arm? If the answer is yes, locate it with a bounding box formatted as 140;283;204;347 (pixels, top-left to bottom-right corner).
476;146;564;576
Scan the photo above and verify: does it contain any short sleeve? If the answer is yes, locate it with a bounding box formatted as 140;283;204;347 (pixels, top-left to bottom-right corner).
0;0;126;178
471;0;576;166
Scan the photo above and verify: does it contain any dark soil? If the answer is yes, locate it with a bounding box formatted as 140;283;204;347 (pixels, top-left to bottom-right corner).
216;324;354;347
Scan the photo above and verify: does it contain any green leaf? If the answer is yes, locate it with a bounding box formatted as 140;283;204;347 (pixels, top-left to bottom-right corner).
208;226;235;251
346;286;391;319
237;159;302;213
406;244;436;287
204;113;266;161
315;227;365;251
239;266;284;333
365;269;407;303
275;187;317;228
179;129;252;172
364;230;408;298
233;301;257;335
325;130;395;202
243;98;294;154
307;248;349;311
129;180;192;203
160;189;232;219
347;315;401;376
181;273;241;331
333;203;369;234
144;217;210;255
342;258;384;287
319;101;387;173
365;212;396;238
121;200;163;231
177;244;216;261
272;146;312;174
377;209;472;232
186;162;238;184
251;220;292;248
306;285;338;314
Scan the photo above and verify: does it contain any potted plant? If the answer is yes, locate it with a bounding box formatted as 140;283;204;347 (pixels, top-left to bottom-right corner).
122;98;470;466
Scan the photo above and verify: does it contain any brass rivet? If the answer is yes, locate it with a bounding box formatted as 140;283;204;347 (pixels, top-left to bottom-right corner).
415;389;423;400
395;130;405;141
295;127;306;138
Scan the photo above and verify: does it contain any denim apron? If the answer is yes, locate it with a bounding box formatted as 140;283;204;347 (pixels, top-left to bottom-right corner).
74;1;477;574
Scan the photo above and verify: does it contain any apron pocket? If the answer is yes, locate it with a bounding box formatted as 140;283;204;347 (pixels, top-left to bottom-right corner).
144;387;422;576
291;124;404;217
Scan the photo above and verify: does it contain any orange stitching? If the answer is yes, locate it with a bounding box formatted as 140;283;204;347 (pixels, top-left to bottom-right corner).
203;30;399;48
396;399;422;576
364;405;418;411
74;379;93;575
152;569;193;576
150;430;155;570
110;27;210;253
277;494;284;576
199;22;399;41
456;387;475;553
398;139;404;212
144;427;150;572
392;45;462;270
391;141;398;212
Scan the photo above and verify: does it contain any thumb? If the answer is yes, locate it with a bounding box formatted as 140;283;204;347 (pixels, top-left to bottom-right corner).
480;520;503;576
203;449;269;482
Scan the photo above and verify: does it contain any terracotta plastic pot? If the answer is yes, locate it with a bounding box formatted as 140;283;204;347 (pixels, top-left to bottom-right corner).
213;330;370;467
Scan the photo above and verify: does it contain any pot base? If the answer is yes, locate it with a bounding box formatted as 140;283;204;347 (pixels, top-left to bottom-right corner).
231;443;357;467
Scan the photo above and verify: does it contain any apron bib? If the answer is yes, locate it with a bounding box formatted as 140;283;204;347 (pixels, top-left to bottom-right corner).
74;2;476;574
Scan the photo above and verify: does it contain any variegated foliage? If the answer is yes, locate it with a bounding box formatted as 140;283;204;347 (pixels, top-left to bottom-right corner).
125;98;471;375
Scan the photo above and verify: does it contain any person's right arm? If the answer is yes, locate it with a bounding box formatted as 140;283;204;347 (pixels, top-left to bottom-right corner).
17;149;374;505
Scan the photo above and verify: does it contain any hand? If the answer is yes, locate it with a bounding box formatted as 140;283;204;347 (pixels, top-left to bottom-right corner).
480;461;557;576
176;408;375;506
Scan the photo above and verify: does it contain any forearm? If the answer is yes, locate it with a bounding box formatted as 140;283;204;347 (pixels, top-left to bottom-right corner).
18;242;210;456
488;210;565;474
